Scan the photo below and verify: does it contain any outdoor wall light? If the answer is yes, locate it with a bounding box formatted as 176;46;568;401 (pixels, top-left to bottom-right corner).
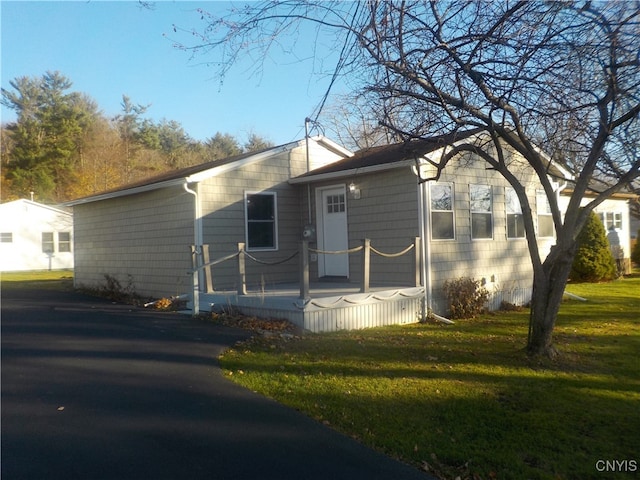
348;182;361;199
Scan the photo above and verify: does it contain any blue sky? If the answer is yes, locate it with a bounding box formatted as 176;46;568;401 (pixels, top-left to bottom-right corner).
1;1;345;145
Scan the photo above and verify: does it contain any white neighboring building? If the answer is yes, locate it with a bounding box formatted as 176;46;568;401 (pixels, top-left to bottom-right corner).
559;191;636;273
0;199;74;272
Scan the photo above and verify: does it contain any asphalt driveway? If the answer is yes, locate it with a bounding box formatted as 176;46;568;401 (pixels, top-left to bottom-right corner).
1;287;431;480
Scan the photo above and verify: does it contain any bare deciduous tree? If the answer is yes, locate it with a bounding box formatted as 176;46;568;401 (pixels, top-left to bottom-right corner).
178;0;640;357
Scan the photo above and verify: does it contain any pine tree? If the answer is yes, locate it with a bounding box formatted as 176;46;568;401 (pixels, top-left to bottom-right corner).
570;212;617;282
631;229;640;267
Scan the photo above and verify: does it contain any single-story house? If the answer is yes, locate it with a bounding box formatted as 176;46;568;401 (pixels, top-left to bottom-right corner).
66;136;352;300
0;199;74;272
68;131;584;331
66;130;632;331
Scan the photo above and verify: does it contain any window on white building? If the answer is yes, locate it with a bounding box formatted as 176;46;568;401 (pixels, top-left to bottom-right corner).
599;212;622;230
58;232;71;252
42;232;54;253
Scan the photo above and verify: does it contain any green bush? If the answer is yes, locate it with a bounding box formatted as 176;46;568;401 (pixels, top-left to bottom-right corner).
570;212;617;282
631;229;640;266
442;276;490;319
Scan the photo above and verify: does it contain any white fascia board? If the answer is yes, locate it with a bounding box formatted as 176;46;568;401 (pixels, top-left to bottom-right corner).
289;159;415;184
313;136;354;158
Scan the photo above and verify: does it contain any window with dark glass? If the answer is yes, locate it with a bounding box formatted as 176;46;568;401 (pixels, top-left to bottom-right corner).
326;194;345;213
430;183;455;240
506;187;525;239
245;192;277;250
470;184;492;239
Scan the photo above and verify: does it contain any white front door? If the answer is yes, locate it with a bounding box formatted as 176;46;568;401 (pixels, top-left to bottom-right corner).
318;186;349;277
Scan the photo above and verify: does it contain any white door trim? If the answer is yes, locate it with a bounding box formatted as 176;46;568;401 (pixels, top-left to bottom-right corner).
315;184;349;278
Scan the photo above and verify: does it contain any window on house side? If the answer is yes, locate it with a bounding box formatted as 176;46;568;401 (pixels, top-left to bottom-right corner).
600;212;622;230
430;183;455;240
0;232;12;243
245;192;278;250
42;232;54;253
58;232;71;252
506;187;525;239
536;190;554;238
470;184;493;239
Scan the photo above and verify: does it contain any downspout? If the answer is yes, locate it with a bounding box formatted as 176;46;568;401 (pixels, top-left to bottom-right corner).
184;181;202;316
414;163;454;324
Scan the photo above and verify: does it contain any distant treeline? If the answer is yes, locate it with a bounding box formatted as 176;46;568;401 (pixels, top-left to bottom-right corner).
1;71;273;203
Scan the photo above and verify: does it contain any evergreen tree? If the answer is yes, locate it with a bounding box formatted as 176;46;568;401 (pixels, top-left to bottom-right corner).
1;72;99;201
631;230;640;267
570;212;617;282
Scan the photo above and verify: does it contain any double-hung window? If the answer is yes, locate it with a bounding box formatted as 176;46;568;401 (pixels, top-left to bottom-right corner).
42;232;54;253
536;190;554;238
505;187;525;239
245;192;278;250
58;232;71;252
470;184;492;239
600;212;622;230
430;182;455;240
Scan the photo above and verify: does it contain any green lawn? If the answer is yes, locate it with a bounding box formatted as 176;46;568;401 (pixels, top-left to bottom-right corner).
1;270;74;290
219;275;640;479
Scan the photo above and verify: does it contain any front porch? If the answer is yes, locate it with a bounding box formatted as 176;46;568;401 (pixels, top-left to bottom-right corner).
185;238;426;332
189;282;425;333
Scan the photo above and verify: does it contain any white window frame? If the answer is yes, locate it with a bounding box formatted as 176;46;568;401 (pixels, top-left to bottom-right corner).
536;190;554;238
244;191;278;251
58;231;71;253
430;182;455;240
505;187;525;239
470;184;493;240
600;212;623;231
42;232;55;253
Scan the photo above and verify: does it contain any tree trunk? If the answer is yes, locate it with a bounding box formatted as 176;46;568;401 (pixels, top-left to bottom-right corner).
527;244;576;358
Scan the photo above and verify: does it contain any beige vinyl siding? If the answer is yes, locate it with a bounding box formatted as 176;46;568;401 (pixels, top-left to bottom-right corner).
73;185;194;297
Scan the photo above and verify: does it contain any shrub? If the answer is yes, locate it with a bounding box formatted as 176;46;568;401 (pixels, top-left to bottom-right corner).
442;277;490;319
631;229;640;266
570;212;617;282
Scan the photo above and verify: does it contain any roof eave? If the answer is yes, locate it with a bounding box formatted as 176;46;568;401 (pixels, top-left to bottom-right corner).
289;158;415;184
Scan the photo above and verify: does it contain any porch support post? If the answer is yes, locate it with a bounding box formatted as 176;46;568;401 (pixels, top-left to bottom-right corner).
414;236;421;287
299;240;310;300
237;243;247;296
361;238;370;293
202;244;214;293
